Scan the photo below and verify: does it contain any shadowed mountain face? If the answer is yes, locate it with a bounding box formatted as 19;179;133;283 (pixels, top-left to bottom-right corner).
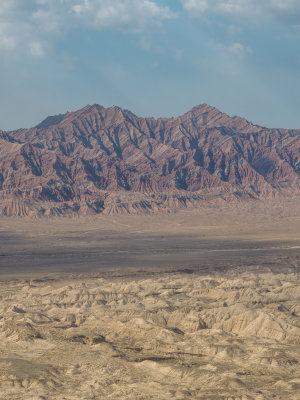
0;104;299;216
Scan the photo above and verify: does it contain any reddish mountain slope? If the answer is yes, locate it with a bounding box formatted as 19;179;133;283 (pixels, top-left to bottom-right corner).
0;104;299;216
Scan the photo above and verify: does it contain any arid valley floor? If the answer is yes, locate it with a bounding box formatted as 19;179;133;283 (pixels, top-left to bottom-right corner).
0;199;300;399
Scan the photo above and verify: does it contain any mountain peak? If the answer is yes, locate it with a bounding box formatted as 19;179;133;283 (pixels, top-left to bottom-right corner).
190;103;220;112
35;113;66;129
0;102;299;216
34;104;105;130
34;103;254;131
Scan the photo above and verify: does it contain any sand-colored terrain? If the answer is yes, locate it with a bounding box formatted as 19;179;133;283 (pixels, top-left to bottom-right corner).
0;199;300;399
0;198;299;276
1;271;300;399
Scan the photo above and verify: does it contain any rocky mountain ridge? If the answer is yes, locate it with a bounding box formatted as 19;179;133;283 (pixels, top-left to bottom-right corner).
0;103;299;216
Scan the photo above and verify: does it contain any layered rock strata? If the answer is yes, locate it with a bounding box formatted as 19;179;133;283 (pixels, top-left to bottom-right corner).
0;104;299;216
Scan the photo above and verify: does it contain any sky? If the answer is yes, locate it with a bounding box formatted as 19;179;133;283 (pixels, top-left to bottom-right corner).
0;0;300;130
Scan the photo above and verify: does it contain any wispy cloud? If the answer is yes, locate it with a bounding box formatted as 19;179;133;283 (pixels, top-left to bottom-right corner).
139;37;152;51
0;0;176;58
0;23;17;51
138;36;166;58
228;42;252;55
72;0;176;33
180;0;300;24
30;41;45;58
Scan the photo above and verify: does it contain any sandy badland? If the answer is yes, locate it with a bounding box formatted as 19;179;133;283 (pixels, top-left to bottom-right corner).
0;201;300;399
1;271;300;400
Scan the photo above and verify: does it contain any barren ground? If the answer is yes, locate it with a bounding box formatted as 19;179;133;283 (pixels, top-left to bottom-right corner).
0;199;300;399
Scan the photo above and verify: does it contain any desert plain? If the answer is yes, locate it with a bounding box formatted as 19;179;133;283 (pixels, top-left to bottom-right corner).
0;199;300;399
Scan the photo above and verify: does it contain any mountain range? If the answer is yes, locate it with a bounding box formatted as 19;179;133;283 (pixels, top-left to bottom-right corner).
0;104;299;216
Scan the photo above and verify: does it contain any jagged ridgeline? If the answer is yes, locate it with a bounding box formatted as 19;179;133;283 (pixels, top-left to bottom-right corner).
0;104;299;216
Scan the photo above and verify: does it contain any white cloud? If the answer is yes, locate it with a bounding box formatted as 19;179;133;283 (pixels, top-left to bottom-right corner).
181;0;300;23
31;8;62;35
72;0;175;32
0;0;176;58
139;37;152;51
228;42;252;55
212;40;252;56
30;41;45;57
138;37;165;56
0;23;17;51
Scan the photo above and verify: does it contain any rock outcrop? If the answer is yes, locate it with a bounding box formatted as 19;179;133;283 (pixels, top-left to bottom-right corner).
0;104;299;216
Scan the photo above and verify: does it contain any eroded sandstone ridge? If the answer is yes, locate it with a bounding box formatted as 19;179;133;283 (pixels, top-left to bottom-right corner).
0;104;299;216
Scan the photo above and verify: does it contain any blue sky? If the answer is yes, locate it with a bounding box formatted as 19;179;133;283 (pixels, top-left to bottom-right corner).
1;0;300;130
